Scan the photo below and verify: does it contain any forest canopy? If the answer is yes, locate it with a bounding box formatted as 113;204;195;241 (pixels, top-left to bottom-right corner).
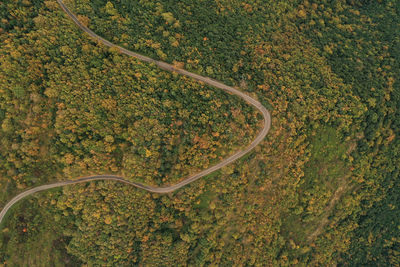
0;0;399;266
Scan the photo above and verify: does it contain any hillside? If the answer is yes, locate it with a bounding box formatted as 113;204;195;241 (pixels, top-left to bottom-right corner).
0;0;398;266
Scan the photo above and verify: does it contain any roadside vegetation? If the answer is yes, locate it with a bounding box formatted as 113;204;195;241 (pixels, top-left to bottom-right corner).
0;0;398;266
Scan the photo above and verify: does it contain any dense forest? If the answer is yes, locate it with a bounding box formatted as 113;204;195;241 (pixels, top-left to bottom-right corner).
0;0;399;266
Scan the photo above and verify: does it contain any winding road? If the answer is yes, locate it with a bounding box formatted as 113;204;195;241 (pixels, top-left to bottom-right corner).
0;0;271;225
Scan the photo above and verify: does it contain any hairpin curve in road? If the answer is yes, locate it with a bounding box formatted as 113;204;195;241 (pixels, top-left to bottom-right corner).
0;0;271;225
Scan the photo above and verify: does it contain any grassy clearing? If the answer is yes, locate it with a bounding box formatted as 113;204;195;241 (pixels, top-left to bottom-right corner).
281;126;351;244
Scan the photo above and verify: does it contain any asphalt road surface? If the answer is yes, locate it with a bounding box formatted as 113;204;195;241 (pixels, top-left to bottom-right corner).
0;0;271;225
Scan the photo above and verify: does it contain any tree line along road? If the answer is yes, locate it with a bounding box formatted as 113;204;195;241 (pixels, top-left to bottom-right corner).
0;0;271;226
